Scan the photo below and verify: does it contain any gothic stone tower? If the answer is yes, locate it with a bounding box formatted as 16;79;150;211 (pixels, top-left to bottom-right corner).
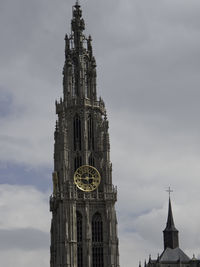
50;2;120;267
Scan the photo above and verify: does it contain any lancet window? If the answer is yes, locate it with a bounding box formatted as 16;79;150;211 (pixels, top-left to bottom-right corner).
84;59;89;98
74;114;82;151
77;211;83;267
89;154;95;167
74;155;82;172
92;212;104;267
88;114;94;150
71;64;75;97
73;57;80;97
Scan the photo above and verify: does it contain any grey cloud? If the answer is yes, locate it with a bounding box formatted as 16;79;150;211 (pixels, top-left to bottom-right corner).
0;89;13;117
0;228;49;250
0;0;44;64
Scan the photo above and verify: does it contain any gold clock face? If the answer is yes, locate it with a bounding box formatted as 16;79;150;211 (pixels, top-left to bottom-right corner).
74;165;101;192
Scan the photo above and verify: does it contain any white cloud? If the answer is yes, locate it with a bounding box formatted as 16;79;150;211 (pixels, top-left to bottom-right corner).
0;249;49;267
0;184;50;267
0;184;50;231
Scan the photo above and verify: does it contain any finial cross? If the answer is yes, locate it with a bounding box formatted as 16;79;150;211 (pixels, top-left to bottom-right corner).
166;186;173;197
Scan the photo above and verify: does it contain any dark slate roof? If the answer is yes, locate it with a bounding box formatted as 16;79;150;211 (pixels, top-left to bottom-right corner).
160;247;190;262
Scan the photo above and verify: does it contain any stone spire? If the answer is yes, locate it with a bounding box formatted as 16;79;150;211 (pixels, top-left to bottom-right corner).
63;2;97;103
163;197;179;250
71;1;85;51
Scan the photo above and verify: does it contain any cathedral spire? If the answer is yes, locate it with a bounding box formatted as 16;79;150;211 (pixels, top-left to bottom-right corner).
63;1;98;103
71;1;85;51
163;197;179;250
64;2;86;100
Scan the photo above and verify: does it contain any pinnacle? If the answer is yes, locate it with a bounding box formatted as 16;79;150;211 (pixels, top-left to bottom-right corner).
75;0;80;6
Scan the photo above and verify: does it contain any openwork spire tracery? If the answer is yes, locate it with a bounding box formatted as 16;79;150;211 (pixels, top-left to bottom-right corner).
63;3;97;103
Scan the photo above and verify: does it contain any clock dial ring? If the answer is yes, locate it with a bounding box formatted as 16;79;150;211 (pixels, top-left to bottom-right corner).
74;165;101;192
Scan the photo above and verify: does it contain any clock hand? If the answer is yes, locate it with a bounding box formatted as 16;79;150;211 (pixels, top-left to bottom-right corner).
80;176;95;180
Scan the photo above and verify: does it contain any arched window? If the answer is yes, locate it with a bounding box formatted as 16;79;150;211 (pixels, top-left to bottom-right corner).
73;57;80;97
92;212;104;267
77;211;83;267
72;64;75;97
74;114;82;151
88;114;94;150
74;155;82;172
84;59;89;98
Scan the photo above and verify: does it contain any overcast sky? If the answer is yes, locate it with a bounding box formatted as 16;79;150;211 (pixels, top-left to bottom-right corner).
1;0;200;266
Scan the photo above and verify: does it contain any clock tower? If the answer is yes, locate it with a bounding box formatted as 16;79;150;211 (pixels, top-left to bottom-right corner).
50;2;120;267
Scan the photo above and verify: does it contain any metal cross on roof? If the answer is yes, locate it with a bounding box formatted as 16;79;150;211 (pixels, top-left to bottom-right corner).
166;186;173;197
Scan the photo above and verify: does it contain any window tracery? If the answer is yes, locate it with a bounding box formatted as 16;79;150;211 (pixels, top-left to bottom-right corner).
88;114;94;150
92;212;104;267
74;154;82;171
74;114;82;151
89;154;95;166
77;211;83;267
